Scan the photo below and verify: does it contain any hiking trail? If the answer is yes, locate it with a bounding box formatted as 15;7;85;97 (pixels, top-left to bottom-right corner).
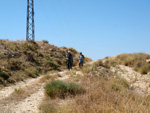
0;70;72;113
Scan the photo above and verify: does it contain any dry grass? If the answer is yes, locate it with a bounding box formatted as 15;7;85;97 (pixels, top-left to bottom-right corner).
58;75;150;113
40;64;150;113
0;40;92;86
97;53;150;74
39;73;60;83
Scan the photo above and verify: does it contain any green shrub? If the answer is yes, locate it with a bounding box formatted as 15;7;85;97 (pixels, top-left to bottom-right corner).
138;65;149;74
25;68;39;78
14;88;23;94
46;61;58;70
24;42;39;51
45;80;85;98
0;71;10;80
67;83;85;94
42;40;49;44
8;59;21;71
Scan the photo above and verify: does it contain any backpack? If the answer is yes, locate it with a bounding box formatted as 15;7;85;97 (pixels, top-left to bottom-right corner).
82;55;84;59
79;55;84;60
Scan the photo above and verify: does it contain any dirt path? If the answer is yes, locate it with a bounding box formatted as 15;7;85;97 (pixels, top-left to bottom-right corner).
0;75;45;113
10;85;45;113
0;70;73;113
0;76;43;101
111;65;150;95
0;61;93;113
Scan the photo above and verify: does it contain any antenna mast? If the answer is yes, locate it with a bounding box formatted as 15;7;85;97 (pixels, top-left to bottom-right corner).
26;0;35;41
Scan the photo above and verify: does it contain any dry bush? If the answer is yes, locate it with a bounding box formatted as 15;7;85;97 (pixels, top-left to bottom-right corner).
98;53;150;74
58;75;150;113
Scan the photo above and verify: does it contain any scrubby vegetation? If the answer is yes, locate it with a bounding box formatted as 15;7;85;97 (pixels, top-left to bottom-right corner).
0;40;91;86
45;80;85;98
0;71;10;80
40;63;150;113
97;53;150;74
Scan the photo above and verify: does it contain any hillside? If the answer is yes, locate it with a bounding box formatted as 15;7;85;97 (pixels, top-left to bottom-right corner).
98;53;150;74
0;40;91;87
1;45;150;113
38;53;150;113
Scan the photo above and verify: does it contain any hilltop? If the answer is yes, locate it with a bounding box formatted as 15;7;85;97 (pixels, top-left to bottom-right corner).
0;43;150;112
0;40;91;87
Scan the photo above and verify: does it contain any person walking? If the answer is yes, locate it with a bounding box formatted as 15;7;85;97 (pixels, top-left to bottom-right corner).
79;52;84;68
66;51;73;70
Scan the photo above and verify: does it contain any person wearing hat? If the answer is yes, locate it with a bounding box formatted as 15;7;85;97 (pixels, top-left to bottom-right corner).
79;52;84;68
66;51;73;70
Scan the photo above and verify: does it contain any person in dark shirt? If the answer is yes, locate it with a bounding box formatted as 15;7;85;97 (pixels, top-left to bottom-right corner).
66;51;73;70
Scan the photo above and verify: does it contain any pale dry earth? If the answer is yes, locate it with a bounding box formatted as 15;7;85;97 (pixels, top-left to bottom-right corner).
0;70;71;113
111;65;150;95
0;76;43;101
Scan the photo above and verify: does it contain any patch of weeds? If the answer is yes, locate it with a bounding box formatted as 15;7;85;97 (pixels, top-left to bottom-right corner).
102;60;117;69
46;60;58;70
25;68;39;78
0;71;10;80
37;52;44;57
45;80;86;98
8;59;21;71
21;67;25;71
42;40;49;44
138;65;149;74
39;102;57;113
14;88;25;95
14;88;23;93
40;74;59;83
25;41;39;51
81;65;93;74
111;77;129;92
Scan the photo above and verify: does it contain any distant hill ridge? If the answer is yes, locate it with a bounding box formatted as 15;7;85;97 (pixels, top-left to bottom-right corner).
0;40;91;86
97;53;150;74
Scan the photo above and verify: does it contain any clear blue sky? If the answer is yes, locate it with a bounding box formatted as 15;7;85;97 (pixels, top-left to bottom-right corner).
0;0;150;60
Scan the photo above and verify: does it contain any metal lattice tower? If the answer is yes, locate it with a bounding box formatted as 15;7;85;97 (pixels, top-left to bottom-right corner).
26;0;35;41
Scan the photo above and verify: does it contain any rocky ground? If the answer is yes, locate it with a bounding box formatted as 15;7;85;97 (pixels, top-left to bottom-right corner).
111;65;150;95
